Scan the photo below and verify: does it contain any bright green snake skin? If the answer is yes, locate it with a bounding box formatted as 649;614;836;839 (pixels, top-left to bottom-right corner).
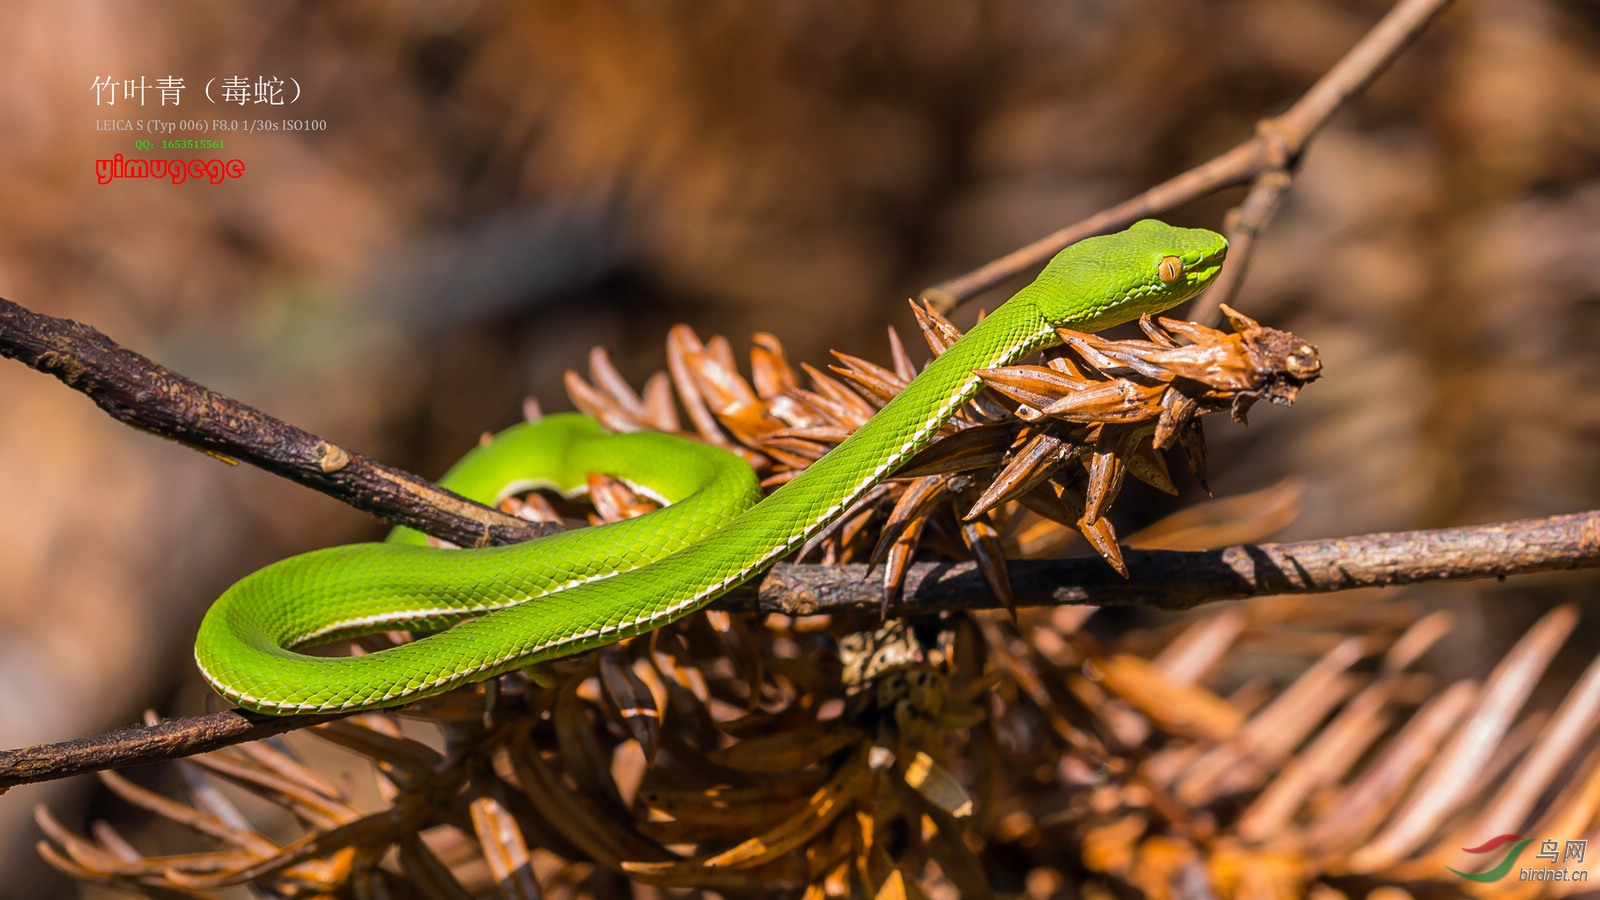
195;220;1227;714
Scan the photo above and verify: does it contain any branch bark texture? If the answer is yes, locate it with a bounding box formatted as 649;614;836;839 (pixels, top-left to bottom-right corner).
732;511;1600;616
0;296;557;548
0;711;341;792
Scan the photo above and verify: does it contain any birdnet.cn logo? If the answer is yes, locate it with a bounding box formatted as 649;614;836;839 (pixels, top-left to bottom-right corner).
1450;834;1590;883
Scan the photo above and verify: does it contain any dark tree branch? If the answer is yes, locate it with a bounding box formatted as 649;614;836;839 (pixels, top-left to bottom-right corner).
0;296;559;548
0;711;344;792
731;511;1600;616
918;0;1454;319
3;510;1596;789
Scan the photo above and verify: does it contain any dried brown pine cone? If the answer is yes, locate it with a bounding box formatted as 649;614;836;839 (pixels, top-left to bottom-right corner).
566;300;1321;612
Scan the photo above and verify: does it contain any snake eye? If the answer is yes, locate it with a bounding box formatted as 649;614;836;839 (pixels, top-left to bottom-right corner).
1158;256;1184;285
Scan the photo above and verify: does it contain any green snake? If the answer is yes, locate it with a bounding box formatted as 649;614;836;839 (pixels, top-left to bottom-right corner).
195;220;1227;714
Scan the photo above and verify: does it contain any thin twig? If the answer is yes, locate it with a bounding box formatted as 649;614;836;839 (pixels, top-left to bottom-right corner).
0;296;559;548
917;141;1264;314
1189;170;1293;323
918;0;1454;317
3;509;1595;790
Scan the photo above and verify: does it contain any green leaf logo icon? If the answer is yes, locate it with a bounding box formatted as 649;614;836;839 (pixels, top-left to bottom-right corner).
1448;834;1532;883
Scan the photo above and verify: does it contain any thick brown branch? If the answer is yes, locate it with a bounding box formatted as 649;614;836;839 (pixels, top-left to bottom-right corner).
0;296;558;548
730;510;1600;616
0;710;342;792
4;510;1595;789
919;0;1453;313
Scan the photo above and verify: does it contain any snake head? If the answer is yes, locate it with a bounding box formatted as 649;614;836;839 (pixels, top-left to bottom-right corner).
1031;219;1229;332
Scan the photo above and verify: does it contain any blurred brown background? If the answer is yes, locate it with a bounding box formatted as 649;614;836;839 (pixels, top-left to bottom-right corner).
2;0;1599;895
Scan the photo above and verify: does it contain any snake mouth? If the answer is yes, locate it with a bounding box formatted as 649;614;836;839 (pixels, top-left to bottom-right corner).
1184;244;1228;293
